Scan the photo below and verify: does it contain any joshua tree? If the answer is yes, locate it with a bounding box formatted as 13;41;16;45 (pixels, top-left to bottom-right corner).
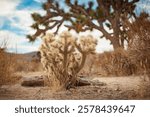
28;0;139;50
40;31;97;89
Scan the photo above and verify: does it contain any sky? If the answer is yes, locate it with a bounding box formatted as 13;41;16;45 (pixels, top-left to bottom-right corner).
0;0;150;53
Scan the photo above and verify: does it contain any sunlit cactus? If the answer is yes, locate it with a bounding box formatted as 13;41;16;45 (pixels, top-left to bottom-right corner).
40;31;97;89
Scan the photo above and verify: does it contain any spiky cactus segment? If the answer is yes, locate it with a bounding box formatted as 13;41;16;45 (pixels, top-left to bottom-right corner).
40;31;97;89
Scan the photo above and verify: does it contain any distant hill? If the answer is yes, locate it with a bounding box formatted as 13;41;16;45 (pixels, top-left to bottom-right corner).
22;51;41;62
6;51;41;62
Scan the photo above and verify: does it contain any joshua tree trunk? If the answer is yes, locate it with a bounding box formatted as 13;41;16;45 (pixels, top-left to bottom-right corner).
111;37;121;50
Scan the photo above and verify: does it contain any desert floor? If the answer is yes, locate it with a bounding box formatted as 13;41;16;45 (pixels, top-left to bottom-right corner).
0;72;150;100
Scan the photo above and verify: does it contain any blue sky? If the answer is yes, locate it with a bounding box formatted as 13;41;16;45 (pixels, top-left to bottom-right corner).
0;0;45;53
0;0;150;53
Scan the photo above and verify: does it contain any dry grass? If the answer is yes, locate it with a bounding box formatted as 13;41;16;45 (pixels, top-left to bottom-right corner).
127;13;150;98
80;54;98;76
0;49;20;86
15;60;42;72
95;49;136;76
13;53;43;72
80;50;136;77
128;12;150;77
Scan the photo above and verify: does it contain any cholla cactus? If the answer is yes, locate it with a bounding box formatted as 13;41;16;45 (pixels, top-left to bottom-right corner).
40;31;97;89
79;35;97;52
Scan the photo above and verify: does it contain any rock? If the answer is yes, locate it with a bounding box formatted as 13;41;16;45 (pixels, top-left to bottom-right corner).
97;89;102;93
115;87;121;91
21;76;45;87
76;78;91;86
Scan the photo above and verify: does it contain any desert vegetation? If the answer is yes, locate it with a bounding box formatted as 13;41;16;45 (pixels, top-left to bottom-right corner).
0;47;20;86
0;0;150;99
96;49;136;76
14;53;42;72
128;12;150;78
28;0;139;50
40;31;97;89
27;0;150;78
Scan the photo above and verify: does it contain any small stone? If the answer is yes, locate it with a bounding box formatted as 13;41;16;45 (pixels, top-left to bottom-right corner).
115;87;121;91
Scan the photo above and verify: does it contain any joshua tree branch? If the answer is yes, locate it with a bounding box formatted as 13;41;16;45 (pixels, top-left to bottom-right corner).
76;52;87;74
29;0;139;49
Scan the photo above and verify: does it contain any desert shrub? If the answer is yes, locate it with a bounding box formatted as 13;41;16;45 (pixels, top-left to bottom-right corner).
14;52;42;72
0;49;18;86
99;12;150;77
15;60;42;72
128;12;150;77
40;31;97;90
98;48;136;76
79;54;97;76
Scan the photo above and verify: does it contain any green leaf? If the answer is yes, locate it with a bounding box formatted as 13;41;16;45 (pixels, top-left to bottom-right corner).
42;3;47;10
31;23;39;29
88;1;94;8
97;8;104;18
65;0;70;4
31;13;42;21
26;35;35;42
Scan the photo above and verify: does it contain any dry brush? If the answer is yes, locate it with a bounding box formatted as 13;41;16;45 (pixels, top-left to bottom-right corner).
128;12;150;78
0;49;19;86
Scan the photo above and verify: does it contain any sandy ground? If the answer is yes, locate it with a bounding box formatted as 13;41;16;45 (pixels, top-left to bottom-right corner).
0;72;150;100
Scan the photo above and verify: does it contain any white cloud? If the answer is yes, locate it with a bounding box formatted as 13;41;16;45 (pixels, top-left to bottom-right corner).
0;30;40;53
0;0;20;16
0;0;47;53
0;30;24;47
8;9;46;35
0;0;113;53
9;10;34;33
0;0;45;34
96;38;113;53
